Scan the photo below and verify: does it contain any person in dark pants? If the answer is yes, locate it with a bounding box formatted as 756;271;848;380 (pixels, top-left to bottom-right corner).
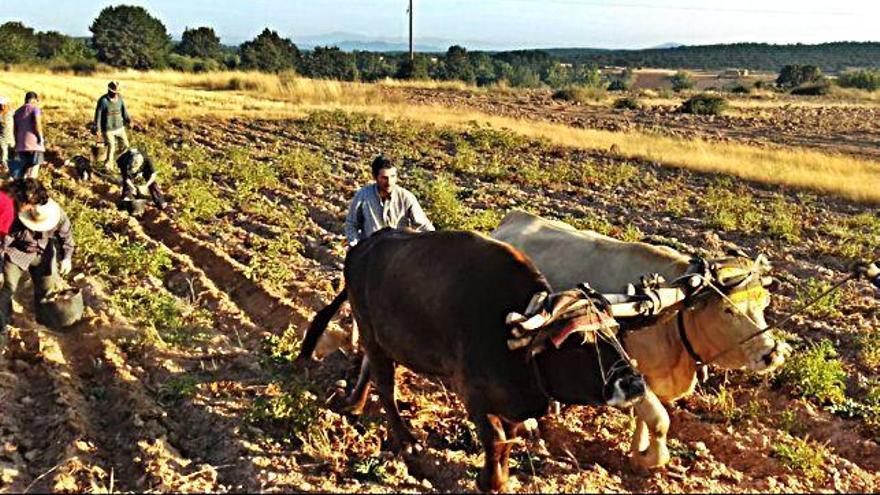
117;147;166;210
12;92;45;179
0;180;74;342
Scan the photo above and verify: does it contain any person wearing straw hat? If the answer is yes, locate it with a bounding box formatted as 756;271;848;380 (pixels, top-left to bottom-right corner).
0;96;14;175
0;180;74;339
93;81;131;170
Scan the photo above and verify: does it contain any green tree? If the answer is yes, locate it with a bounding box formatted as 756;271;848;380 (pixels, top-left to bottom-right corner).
36;31;68;59
776;64;823;89
545;62;572;88
396;55;431;80
90;5;171;69
571;64;602;87
442;45;475;83
238;28;300;72
0;22;38;63
177;27;221;59
300;46;358;81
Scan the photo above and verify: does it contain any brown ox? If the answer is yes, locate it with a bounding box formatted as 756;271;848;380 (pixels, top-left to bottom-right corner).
492;210;790;465
298;229;651;492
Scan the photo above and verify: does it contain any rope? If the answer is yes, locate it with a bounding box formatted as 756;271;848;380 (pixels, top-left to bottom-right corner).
692;271;858;365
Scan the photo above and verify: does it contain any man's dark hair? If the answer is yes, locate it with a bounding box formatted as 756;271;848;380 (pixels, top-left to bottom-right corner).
12;179;49;207
24;91;38;103
371;155;395;178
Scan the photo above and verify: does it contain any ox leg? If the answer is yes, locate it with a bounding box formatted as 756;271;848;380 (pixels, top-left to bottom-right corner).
473;413;509;493
500;421;525;482
629;389;670;470
345;356;372;415
371;351;417;452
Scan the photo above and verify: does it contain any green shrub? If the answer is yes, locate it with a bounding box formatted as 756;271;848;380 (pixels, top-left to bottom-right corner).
669;71;695;92
771;435;828;482
552;85;606;104
613;96;641;110
680;94;729;115
776;340;847;406
729;83;752;94
836;69;880;91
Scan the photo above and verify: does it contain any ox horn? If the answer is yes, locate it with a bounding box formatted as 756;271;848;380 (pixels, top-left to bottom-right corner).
520;313;549;331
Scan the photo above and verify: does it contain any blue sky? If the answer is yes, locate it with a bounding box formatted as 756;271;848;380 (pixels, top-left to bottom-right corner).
1;0;878;49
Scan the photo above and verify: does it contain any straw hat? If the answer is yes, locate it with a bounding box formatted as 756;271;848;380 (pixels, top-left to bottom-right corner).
19;198;62;232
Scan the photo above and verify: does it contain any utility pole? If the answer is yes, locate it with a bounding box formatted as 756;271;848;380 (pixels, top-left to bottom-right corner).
408;0;414;61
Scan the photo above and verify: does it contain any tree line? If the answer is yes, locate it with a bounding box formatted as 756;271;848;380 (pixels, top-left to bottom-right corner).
1;5;878;90
548;42;880;73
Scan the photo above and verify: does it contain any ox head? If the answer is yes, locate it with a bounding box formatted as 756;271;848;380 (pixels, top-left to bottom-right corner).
508;289;647;409
686;253;790;373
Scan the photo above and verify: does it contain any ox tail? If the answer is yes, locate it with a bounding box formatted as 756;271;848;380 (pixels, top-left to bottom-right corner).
296;288;349;362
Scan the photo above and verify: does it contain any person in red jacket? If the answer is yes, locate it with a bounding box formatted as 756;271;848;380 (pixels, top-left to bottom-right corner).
0;184;14;237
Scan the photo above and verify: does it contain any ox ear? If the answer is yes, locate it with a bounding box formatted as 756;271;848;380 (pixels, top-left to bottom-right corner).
761;276;779;291
754;253;772;273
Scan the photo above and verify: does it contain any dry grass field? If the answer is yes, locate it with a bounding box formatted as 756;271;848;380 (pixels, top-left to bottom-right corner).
0;69;877;493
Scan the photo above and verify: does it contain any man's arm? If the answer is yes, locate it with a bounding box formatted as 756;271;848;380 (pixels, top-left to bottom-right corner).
407;193;435;232
55;212;75;262
121;98;131;126
344;190;364;246
93;98;104;135
34;110;43;147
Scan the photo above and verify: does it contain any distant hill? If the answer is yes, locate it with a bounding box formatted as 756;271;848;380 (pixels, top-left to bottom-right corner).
649;42;684;49
297;31;499;53
543;42;880;72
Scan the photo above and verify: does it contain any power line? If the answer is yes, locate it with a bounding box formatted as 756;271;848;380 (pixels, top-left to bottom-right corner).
501;0;866;17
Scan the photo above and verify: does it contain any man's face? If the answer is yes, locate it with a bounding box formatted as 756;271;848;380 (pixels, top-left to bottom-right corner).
375;167;398;196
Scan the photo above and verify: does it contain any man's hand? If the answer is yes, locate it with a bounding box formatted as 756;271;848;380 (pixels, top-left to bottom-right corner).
60;258;72;275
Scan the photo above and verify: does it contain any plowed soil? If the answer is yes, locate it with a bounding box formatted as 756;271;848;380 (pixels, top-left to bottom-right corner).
1;107;877;493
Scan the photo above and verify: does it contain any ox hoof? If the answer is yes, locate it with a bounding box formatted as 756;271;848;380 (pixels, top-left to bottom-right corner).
477;470;506;493
388;432;421;455
343;400;366;416
630;444;671;471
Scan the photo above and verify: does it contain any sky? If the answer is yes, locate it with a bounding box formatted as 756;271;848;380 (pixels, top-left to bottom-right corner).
1;0;878;49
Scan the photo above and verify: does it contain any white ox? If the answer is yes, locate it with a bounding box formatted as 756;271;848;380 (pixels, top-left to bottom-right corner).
492;210;790;469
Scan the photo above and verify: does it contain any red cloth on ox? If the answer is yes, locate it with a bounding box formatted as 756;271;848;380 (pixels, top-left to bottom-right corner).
0;191;14;236
550;307;617;348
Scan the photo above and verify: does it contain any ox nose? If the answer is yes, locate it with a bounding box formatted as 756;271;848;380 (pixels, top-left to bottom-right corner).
760;341;790;369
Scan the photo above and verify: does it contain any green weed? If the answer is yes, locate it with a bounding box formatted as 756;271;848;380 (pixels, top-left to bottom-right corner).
765;197;803;242
246;381;320;443
158;374;201;404
351;457;392;483
171;178;228;230
277;148;333;182
795;278;843;319
701;183;763;233
770;435;828;482
776;340;846;406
